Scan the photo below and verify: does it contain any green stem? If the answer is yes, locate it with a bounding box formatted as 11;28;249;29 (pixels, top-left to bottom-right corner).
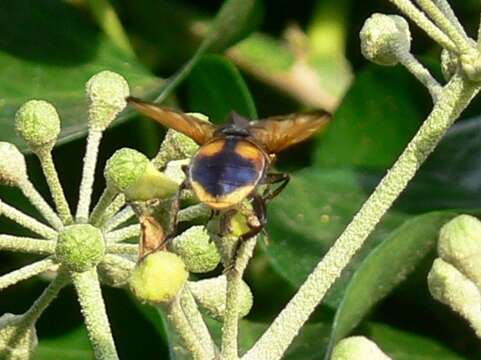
0;199;57;239
389;0;457;52
0;258;58;291
106;224;140;243
242;74;479;360
221;237;257;360
433;0;468;38
415;0;472;53
18;179;63;230
164;295;210;360
90;186;119;227
106;243;139;255
0;235;55;255
76;130;103;223
72;268;119;360
36;148;73;224
181;286;217;358
102;202;132;231
86;0;135;57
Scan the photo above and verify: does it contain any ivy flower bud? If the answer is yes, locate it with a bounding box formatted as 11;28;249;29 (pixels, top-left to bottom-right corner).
104;148;178;201
189;275;253;320
332;336;391;360
86;71;129;131
129;251;188;304
172;226;220;273
428;258;481;337
438;215;481;287
15;100;60;150
0;142;28;186
55;224;105;272
360;13;411;66
0;313;37;360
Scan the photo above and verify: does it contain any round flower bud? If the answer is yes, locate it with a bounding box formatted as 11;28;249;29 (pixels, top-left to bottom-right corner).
0;313;38;360
129;251;188;304
441;49;459;81
332;336;391;360
428;258;481;337
15;100;60;149
86;71;129;131
172;226;220;273
438;215;481;286
189;275;253;320
0;143;28;186
105;148;178;201
56;224;105;272
360;13;411;66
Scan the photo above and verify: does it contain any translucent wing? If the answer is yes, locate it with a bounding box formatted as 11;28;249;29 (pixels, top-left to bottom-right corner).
127;96;216;145
249;111;331;153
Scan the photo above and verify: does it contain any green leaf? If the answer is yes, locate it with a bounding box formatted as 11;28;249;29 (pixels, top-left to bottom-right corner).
366;322;465;360
154;0;263;103
314;65;429;169
0;0;160;151
325;211;458;358
34;327;94;360
186;55;257;122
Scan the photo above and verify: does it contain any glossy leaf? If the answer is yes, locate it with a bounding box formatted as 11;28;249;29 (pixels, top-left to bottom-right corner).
367;322;465;360
154;0;262;103
34;327;94;360
0;0;160;151
325;211;458;358
186;55;258;122
314;65;429;169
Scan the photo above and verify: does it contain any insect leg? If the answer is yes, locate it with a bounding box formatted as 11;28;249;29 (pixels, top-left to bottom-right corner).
262;172;290;202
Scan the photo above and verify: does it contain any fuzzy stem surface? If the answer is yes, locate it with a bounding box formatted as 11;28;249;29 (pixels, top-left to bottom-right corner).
90;186;119;226
0;258;58;291
0;235;55;255
76;130;103;223
72;268;119;360
242;74;479;360
36;148;73;224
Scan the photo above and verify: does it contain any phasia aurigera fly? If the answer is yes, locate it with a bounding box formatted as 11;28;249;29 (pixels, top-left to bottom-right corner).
127;96;331;242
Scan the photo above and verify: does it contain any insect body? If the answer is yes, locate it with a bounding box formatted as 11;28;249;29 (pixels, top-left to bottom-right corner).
127;96;330;240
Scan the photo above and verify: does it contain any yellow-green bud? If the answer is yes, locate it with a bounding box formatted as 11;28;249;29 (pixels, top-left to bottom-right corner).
438;215;481;286
360;13;411;66
332;336;391;360
105;148;178;201
441;49;459;81
15;100;60;149
129;251;188;304
56;224;105;272
0;313;37;360
0;143;28;186
86;71;129;131
189;275;253;320
428;258;481;337
172;226;220;273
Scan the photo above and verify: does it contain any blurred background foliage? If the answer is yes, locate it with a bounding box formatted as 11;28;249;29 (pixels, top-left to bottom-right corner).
0;0;481;358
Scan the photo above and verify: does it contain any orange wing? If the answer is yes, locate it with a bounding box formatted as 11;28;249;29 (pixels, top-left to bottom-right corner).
249;111;331;153
127;97;216;145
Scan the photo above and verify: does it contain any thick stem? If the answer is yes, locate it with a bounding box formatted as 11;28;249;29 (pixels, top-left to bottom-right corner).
19;180;63;230
180;286;217;359
397;51;442;101
221;237;257;360
389;0;457;52
0;199;57;239
0;235;55;255
0;258;58;291
415;0;472;53
164;295;210;360
36;148;73;224
76;130;103;223
72;268;119;360
242;75;479;360
90;186;119;227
